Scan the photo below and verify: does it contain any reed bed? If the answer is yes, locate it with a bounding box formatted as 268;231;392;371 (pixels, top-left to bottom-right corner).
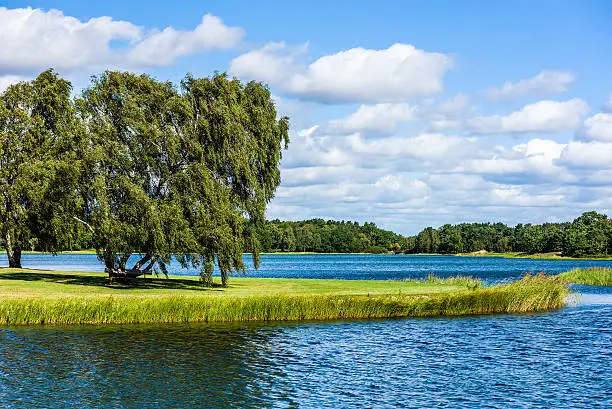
558;267;612;286
0;275;568;325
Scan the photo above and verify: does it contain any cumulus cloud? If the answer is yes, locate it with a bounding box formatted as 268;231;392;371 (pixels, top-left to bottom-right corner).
230;42;453;103
320;103;415;135
346;133;482;170
486;70;576;99
0;7;243;75
458;139;570;184
314;94;473;136
282;126;354;168
557;141;612;169
490;186;565;207
579;113;612;142
272;115;610;233
468;99;589;134
126;14;244;66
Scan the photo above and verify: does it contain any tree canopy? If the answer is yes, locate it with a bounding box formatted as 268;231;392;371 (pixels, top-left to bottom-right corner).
404;211;612;257
0;70;83;268
0;70;288;285
253;219;404;253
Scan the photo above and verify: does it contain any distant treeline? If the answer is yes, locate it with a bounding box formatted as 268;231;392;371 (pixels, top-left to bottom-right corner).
252;211;612;258
9;211;612;258
252;219;404;254
405;211;612;257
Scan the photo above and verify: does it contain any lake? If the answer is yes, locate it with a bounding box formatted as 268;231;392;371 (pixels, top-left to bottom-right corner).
1;255;611;408
3;253;612;282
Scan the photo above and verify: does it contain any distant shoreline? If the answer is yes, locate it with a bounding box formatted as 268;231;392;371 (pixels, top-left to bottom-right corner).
3;250;612;261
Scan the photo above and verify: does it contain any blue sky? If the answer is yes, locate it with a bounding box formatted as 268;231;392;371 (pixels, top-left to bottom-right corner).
1;1;611;234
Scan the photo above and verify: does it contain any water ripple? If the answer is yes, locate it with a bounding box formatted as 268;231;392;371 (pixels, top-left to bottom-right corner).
1;299;610;408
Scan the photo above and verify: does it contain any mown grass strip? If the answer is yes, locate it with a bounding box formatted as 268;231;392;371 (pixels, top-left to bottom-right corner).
558;267;612;286
0;275;568;325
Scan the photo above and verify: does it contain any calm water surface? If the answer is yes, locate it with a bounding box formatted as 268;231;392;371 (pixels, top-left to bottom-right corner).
3;253;612;282
0;255;611;408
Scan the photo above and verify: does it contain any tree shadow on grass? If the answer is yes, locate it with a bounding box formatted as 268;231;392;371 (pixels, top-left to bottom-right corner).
0;269;224;291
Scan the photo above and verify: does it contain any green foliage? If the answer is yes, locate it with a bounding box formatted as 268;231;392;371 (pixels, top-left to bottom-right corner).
559;267;612;286
1;70;288;285
75;71;289;285
252;219;404;253
0;70;85;267
407;211;612;258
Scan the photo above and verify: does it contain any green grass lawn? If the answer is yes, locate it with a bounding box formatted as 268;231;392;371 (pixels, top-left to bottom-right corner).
0;269;568;325
0;268;472;299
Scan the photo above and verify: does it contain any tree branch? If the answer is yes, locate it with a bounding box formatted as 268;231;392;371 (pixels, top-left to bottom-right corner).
132;253;152;271
119;252;131;270
70;215;95;233
142;255;158;274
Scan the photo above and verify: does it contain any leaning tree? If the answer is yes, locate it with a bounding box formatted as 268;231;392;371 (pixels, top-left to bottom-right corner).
76;71;289;285
0;70;84;268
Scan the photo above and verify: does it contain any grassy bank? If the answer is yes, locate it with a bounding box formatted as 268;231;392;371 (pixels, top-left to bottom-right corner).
0;269;568;325
456;251;612;261
559;267;612;286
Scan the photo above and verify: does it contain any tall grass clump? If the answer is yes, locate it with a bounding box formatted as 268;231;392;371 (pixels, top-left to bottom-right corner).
424;274;481;289
558;267;612;286
0;275;568;326
406;274;569;317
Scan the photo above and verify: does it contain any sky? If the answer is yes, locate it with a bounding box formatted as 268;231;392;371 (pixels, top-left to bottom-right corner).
1;0;611;234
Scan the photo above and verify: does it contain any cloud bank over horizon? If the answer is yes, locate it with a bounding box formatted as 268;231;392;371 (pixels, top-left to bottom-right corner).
1;5;610;234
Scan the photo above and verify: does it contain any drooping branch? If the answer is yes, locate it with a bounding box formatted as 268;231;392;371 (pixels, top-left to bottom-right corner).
141;255;158;274
132;253;152;271
70;215;95;233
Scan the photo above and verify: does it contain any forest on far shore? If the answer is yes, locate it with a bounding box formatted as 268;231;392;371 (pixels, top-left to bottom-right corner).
250;211;612;258
8;211;612;259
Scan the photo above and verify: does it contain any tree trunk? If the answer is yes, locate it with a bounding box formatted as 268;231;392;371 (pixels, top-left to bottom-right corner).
221;271;228;287
103;249;117;278
9;246;22;268
4;232;22;269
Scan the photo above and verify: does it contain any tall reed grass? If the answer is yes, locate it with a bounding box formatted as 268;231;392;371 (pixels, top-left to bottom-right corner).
558;267;612;286
0;275;568;325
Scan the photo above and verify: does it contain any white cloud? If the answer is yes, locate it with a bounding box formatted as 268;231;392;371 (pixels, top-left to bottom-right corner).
0;75;27;92
557;141;612;169
126;14;243;66
371;175;429;203
346;133;481;168
315;94;473;136
487;70;575;99
490;186;564;207
424;94;472;119
458;139;570;184
282;126;354;168
230;42;453;103
468;99;589;134
580;113;612;142
321;103;415;135
0;7;243;75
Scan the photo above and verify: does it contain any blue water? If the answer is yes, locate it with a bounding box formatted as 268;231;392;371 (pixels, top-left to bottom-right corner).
3;253;612;282
1;255;611;408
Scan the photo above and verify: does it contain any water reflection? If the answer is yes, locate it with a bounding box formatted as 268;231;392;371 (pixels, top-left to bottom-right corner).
1;291;611;408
